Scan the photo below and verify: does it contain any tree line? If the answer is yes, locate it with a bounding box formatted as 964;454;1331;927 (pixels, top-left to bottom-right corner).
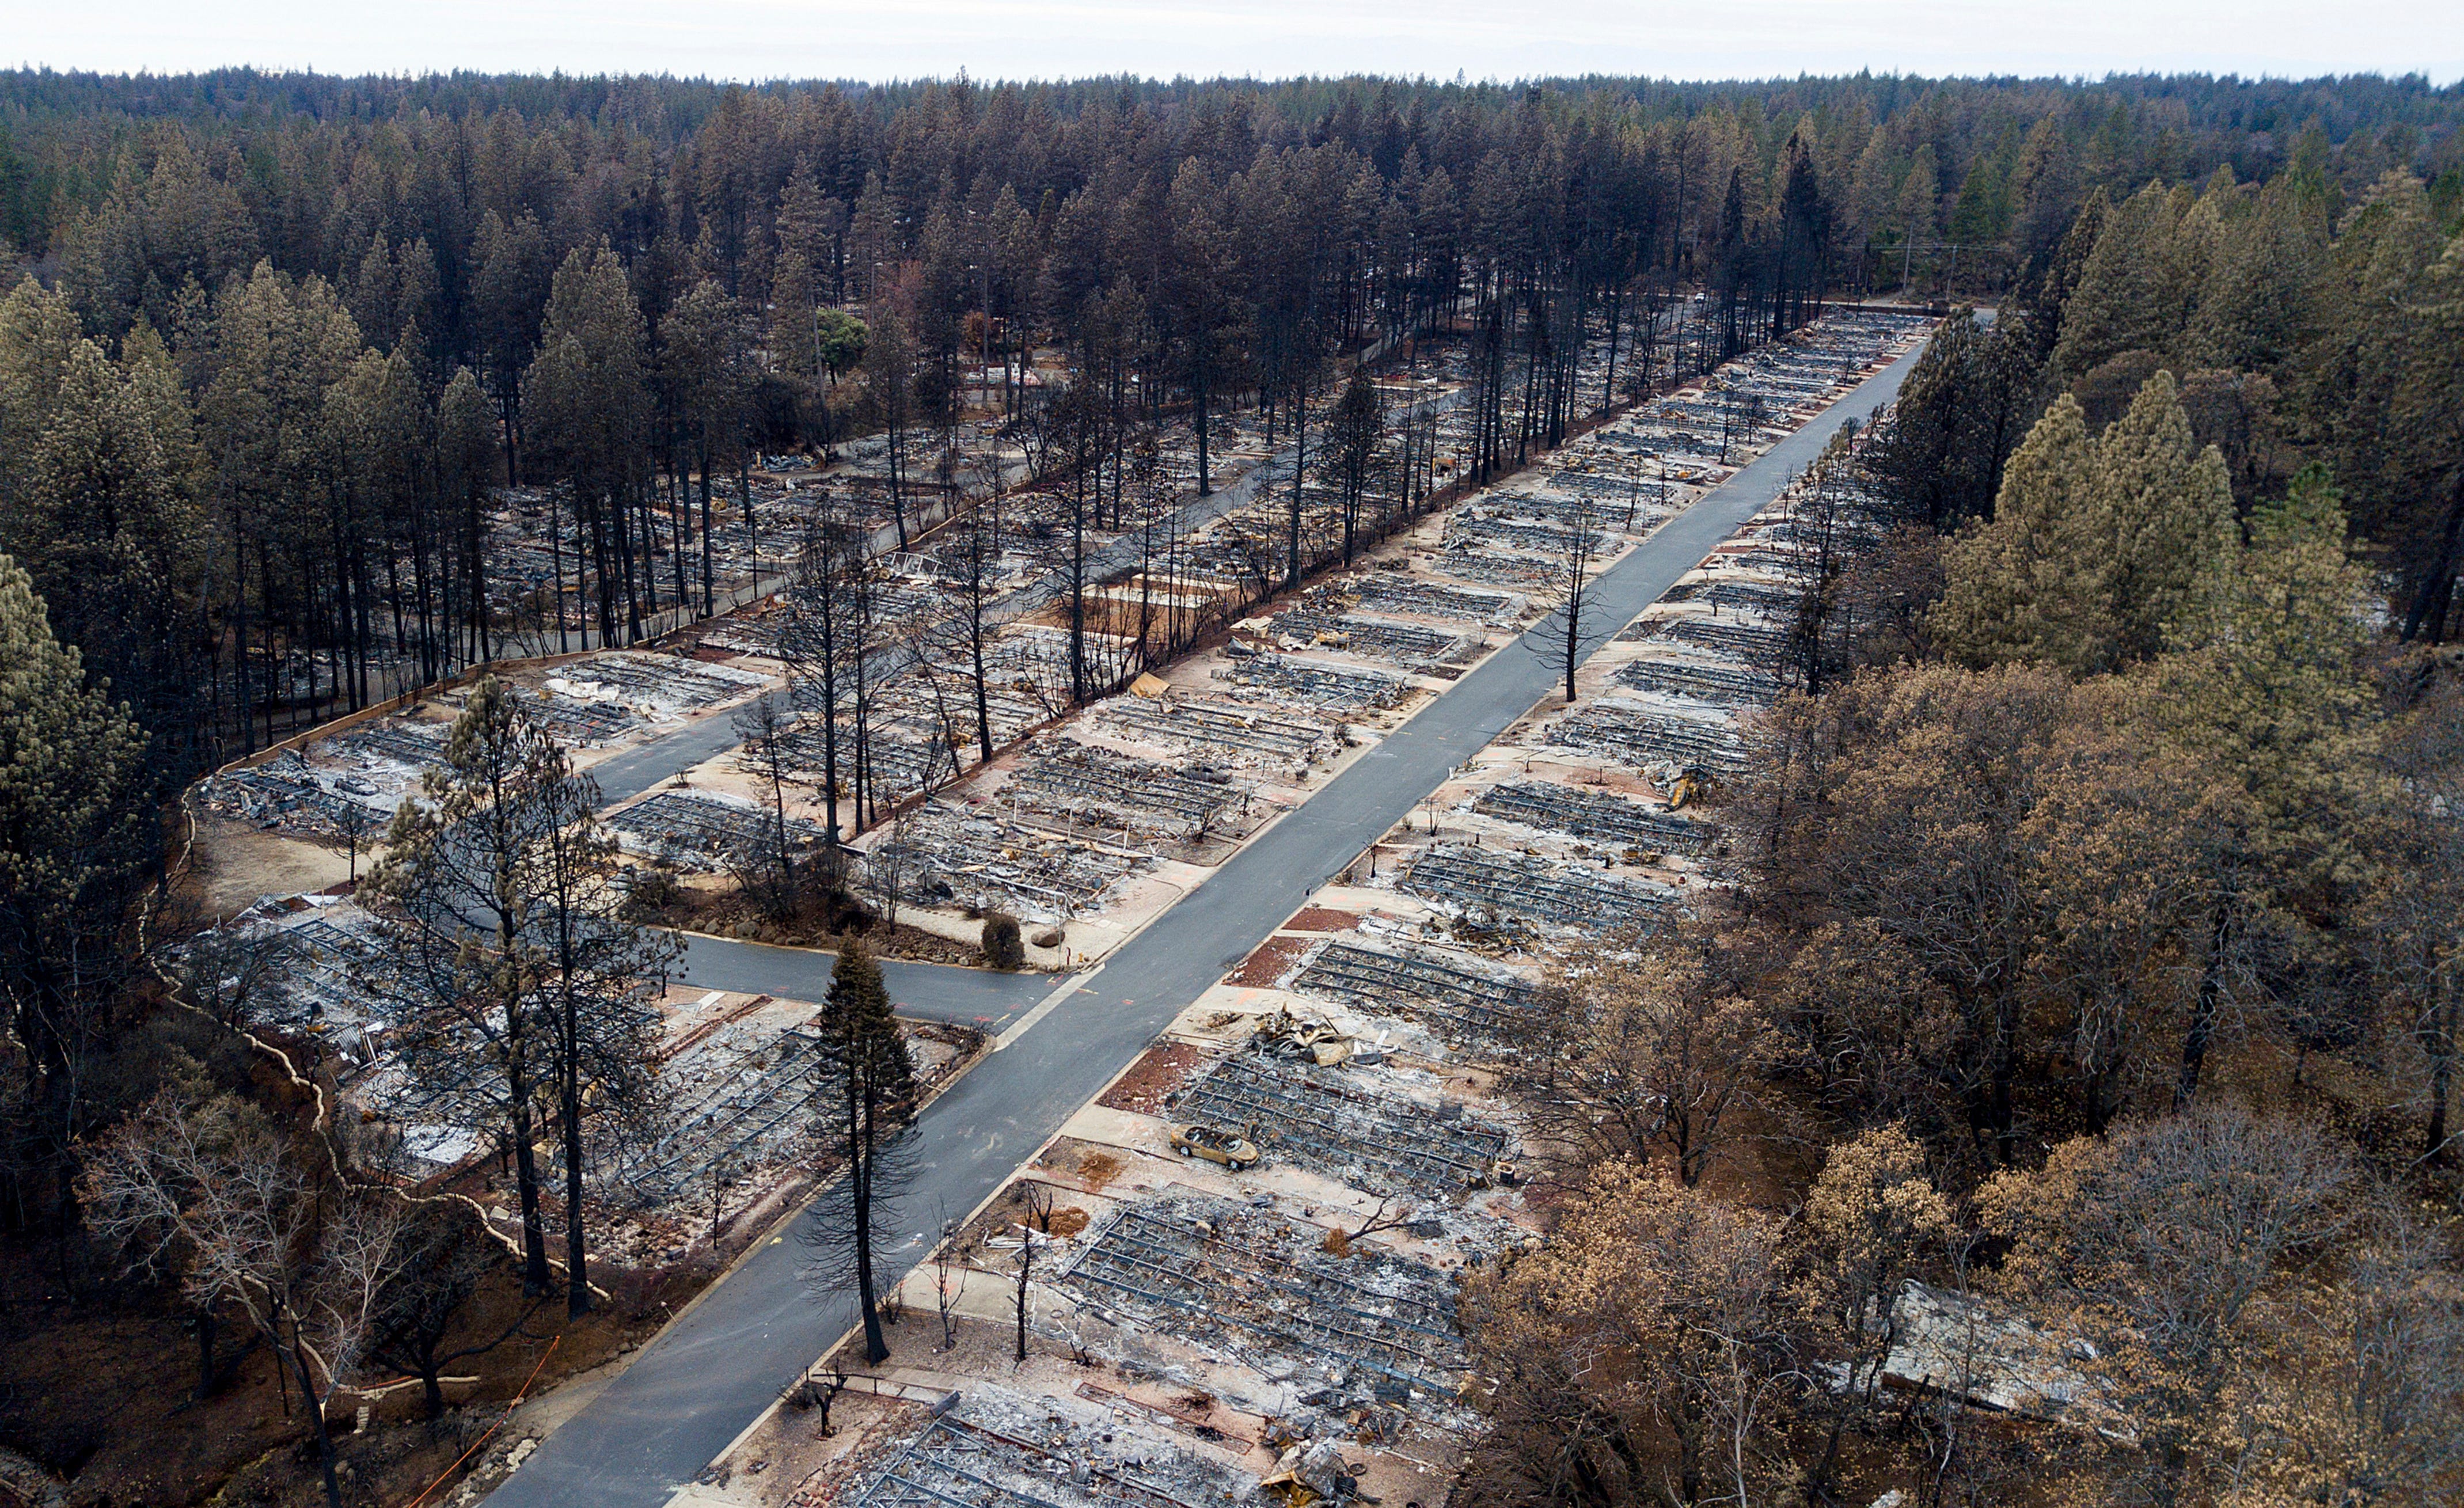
2;67;2457;815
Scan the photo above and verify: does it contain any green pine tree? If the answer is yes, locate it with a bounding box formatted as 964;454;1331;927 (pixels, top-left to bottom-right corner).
1932;393;2111;671
812;940;915;1362
1935;373;2237;676
2052;182;2182;378
0;554;150;1227
2093;370;2237;663
2156;464;2381;888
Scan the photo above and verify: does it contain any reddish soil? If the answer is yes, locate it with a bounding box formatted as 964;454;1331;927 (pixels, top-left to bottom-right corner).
1283;907;1361;933
1224;934;1316;988
1094;1041;1211;1116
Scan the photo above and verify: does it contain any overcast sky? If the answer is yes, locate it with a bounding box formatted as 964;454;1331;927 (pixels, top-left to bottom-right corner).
9;1;2460;86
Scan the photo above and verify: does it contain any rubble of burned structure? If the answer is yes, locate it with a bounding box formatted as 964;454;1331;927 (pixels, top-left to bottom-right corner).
1612;652;1782;707
196;754;397;837
176;895;394;1051
1166;1040;1513;1199
1263;609;1480;671
603;789;824;871
872;802;1154;927
1349;574;1524;626
1009;740;1260;843
1471;778;1709;856
1286;940;1549;1051
1094;697;1337;771
1546;698;1753;778
1400;844;1673;932
1216;651;1413;712
1650;614;1793;661
548;651;770;718
841;1392;1258;1508
1057;1193;1471;1409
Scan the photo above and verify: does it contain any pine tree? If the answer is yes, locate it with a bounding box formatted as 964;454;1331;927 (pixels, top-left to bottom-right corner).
1932;393;2112;671
1934;373;2235;676
367;675;671;1302
523;244;656;645
2389;231;2464;643
0;554;150;1230
2052;181;2182;378
2093;370;2237;663
804;940;914;1363
17;335;204;760
2182;176;2325;374
436;368;498;664
2155;464;2380;889
2021;186;2108;366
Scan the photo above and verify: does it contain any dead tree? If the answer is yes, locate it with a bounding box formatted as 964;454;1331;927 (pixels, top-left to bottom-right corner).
530;761;677;1317
1012;1180;1054;1363
1349;1194;1418;1242
779;507;857;842
732;693;805;910
1060;369;1103;703
370;1199;548;1422
1528;496;1610;705
863;811;924;933
332;799;379;886
82;1092;406;1508
364;675;674;1312
785;1362;848;1436
951;492;1002;763
931;1198;965;1351
840;560;889;829
1329;366;1387;567
174;917;291;1032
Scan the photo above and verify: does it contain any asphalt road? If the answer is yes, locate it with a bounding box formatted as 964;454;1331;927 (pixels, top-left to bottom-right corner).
671;933;1053;1028
487;340;1926;1508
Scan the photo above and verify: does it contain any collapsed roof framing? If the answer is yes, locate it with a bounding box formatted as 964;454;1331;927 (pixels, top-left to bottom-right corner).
1472;779;1709;854
1058;1195;1466;1398
1288;940;1546;1046
1402;844;1670;930
1546;698;1752;775
1170;1047;1511;1198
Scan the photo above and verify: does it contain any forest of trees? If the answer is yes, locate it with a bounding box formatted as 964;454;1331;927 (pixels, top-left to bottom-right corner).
1461;163;2464;1506
2;67;2458;810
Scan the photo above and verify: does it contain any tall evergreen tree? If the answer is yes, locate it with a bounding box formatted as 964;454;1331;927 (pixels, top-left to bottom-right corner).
524;244;655;645
802;940;914;1365
2052;182;2184;378
2093;369;2237;664
1933;392;2110;671
0;555;150;1234
367;676;669;1300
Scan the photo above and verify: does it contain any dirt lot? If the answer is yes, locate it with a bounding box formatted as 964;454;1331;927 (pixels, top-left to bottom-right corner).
1223;933;1316;988
183;814;355;918
1283;906;1362;932
1092;1041;1211;1116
